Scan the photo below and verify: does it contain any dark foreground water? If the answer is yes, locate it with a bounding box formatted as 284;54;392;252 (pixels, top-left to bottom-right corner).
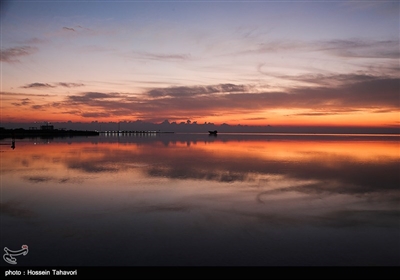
1;133;399;266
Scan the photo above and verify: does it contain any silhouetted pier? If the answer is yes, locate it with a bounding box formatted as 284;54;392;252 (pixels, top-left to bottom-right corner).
100;130;174;135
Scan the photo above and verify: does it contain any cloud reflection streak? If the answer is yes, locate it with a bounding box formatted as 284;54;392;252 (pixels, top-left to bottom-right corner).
1;135;399;266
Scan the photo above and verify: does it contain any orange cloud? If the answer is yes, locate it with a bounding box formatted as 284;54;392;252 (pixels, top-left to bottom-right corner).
2;75;399;129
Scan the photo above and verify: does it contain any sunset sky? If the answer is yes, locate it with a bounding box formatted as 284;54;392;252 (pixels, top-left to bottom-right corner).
1;0;399;129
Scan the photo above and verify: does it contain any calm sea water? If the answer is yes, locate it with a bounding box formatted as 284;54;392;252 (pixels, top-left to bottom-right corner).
1;133;399;266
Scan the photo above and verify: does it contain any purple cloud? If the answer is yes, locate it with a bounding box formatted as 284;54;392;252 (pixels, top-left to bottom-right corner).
147;84;248;98
21;82;85;89
57;82;85;88
1;46;37;63
27;76;399;122
130;51;191;62
21;83;55;89
62;26;75;32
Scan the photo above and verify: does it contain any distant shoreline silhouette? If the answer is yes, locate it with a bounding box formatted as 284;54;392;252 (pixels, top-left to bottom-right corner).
0;127;99;139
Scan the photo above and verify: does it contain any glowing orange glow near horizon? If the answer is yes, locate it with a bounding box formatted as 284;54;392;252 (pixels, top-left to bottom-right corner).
2;99;398;129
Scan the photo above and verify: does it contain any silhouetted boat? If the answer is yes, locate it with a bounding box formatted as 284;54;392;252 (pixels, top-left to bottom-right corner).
208;130;218;135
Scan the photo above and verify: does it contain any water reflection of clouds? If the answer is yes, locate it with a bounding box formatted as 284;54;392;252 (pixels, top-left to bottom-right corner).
2;136;399;266
216;203;400;229
316;209;400;228
6;138;398;198
23;175;84;184
144;150;399;199
66;160;120;173
126;203;194;214
4;137;400;222
147;167;251;183
24;175;53;183
1;200;35;219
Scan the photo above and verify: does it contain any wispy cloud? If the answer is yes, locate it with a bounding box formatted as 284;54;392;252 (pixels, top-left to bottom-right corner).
60;25;99;37
147;83;248;98
57;82;85;88
81;112;112;118
68;92;121;103
0;46;37;63
1;91;53;97
233;38;399;62
21;82;85;89
40;76;398;120
24;176;53;183
11;98;31;107
237;40;306;56
271;72;385;87
31;104;47;110
341;0;399;16
14;72;396;123
372;109;395;114
62;26;76;32
22;37;48;45
317;39;399;59
21;83;55;89
127;51;191;62
289;108;362;117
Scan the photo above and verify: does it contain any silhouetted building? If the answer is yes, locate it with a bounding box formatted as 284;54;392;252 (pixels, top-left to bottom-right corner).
40;125;54;130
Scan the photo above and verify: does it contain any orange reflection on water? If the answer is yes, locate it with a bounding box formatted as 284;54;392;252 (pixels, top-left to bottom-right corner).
1;136;398;201
2;136;399;267
2;137;398;173
183;138;399;163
